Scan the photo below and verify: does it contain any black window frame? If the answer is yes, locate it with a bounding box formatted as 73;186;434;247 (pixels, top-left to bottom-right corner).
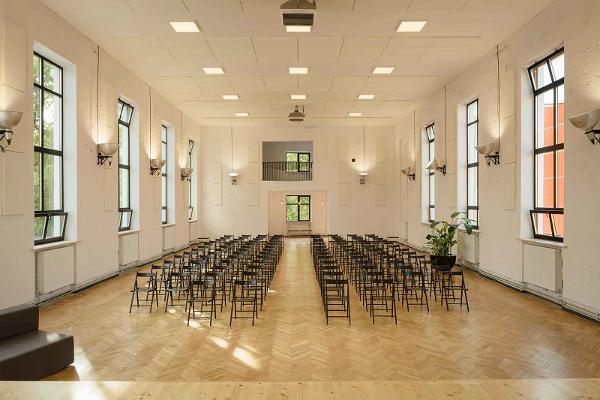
527;48;564;242
188;139;195;221
118;99;134;232
161;125;168;225
286;195;311;222
33;52;68;245
425;123;435;222
286;151;311;172
466;99;479;228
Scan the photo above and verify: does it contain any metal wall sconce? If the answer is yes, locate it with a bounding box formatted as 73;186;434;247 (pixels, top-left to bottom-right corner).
181;167;193;182
97;143;118;166
0;111;23;152
401;166;416;181
359;171;368;184
150;158;165;175
426;158;446;175
229;171;239;185
476;142;500;165
569;108;600;144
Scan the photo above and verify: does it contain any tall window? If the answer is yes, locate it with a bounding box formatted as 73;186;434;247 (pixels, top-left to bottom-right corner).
161;125;168;225
466;100;479;227
528;48;564;242
286;151;311;172
33;53;67;244
286;195;310;222
118;99;133;231
425;124;435;222
188;139;194;220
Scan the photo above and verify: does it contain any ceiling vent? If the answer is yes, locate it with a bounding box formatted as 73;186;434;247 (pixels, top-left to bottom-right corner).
288;105;305;122
280;0;316;28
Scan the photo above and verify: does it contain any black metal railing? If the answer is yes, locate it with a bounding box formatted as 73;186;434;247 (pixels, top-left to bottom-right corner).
262;162;313;181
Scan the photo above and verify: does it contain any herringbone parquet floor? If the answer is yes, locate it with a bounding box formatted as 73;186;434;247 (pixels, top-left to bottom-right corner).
40;238;600;383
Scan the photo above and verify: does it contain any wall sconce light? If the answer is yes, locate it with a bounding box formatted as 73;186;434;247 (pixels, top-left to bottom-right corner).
181;167;193;182
150;158;165;175
229;171;239;185
97;143;118;166
0;111;23;152
359;171;368;184
569;108;600;144
476;142;500;165
400;166;416;181
426;158;446;175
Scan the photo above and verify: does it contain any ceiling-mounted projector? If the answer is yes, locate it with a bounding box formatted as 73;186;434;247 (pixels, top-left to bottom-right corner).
281;0;316;31
289;105;305;122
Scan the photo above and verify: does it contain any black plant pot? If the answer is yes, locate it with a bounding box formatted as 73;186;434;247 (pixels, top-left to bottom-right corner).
430;255;456;271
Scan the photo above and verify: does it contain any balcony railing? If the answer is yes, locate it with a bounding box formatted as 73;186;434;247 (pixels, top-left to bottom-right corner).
262;161;313;181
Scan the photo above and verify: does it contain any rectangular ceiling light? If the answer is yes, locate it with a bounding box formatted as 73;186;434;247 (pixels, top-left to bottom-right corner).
372;67;394;75
203;67;225;75
222;94;239;100
291;94;306;100
397;20;427;32
286;25;311;32
235;112;249;117
348;112;363;117
358;94;375;100
289;67;309;75
169;21;201;33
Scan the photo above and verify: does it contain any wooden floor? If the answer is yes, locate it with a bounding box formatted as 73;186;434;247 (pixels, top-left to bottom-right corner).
12;238;600;398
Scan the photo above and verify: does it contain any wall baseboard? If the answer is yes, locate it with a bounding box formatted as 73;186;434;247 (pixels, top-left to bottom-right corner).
562;296;600;322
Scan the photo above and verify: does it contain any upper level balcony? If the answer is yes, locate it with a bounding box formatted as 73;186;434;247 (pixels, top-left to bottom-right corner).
262;161;313;181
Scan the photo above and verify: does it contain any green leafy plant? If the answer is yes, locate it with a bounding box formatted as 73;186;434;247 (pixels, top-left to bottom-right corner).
425;212;474;256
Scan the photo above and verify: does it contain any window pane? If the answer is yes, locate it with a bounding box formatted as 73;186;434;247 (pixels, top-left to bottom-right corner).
467;102;477;123
161;176;167;207
299;205;310;221
426;125;435;141
550;53;564;80
118;124;129;165
429;174;435;205
286;195;298;205
430;207;435;222
299;196;310;205
162;209;167;224
42;92;62;150
535;152;555;208
429;141;435;162
532;212;553;237
120;210;132;230
553;213;564;238
42;153;62;211
286;152;297;162
161;126;167;142
33;54;41;85
467;123;478;164
286;205;298;222
33;87;41;147
119;168;129;209
556;149;564;209
120;104;133;124
467;209;478;225
34;152;41;211
42;60;62;94
34;216;45;241
535;90;555;148
557;85;564;144
467;167;478;207
46;214;66;240
298;153;310;162
530;62;552;90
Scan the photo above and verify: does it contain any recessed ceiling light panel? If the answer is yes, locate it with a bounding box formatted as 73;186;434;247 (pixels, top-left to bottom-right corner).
373;67;394;75
289;67;309;75
358;94;375;100
235;112;249;117
348;112;363;117
222;95;239;100
286;25;311;32
397;20;427;32
291;94;307;100
203;67;225;75
169;21;201;33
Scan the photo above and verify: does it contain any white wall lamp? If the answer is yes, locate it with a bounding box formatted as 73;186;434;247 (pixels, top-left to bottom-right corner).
425;158;446;175
229;171;239;185
0;111;23;152
150;158;165;175
359;171;368;184
401;166;416;181
569;108;600;144
476;142;500;165
181;167;193;182
97;143;118;166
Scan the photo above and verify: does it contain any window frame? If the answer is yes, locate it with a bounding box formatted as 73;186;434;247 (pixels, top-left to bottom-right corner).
117;99;134;232
286;151;311;172
425;124;435;222
528;48;564;242
286;195;311;222
188;139;195;221
33;52;67;245
466;99;479;228
161;124;168;225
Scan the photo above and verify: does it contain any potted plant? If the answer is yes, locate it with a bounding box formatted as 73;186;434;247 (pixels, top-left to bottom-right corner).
426;211;474;271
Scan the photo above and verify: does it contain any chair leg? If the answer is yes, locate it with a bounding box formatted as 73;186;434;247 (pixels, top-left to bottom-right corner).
129;289;135;313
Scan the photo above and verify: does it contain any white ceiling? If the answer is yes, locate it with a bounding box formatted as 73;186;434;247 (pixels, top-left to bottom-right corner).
41;0;554;126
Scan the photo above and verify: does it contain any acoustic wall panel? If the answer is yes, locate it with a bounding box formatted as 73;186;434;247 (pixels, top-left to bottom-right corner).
337;163;350;184
247;162;259;183
337;140;348;162
375;184;386;206
247;137;259;162
247;183;259;206
338;183;350;206
375;138;387;162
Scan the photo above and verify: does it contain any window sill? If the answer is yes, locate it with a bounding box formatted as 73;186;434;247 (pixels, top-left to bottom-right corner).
118;229;140;236
189;219;198;223
162;223;175;228
520;238;566;250
32;240;78;252
287;221;311;224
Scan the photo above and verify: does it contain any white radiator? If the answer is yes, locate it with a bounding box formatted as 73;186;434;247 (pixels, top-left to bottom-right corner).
189;220;198;242
119;232;139;267
163;225;175;251
523;243;562;293
36;245;75;294
458;231;479;265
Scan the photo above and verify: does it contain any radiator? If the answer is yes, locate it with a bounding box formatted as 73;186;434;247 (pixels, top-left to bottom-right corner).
119;232;139;267
36;245;75;294
523;243;562;293
163;225;175;251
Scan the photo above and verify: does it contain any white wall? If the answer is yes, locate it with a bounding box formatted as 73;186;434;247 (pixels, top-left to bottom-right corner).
397;0;600;318
201;125;400;238
0;0;201;309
